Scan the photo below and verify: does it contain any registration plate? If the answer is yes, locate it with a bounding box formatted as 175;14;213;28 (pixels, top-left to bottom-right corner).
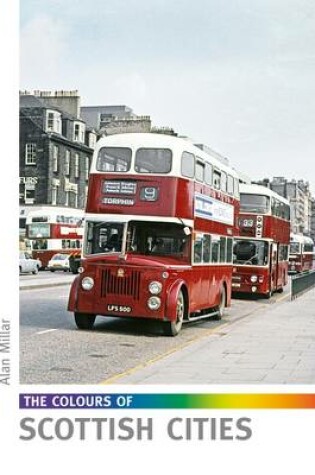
107;304;132;313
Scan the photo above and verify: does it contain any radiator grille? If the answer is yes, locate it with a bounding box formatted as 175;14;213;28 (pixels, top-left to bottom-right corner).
101;269;141;300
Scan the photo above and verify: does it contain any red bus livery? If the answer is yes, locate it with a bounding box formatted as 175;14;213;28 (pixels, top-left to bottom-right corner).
26;206;84;268
289;233;314;273
68;133;240;336
232;184;290;298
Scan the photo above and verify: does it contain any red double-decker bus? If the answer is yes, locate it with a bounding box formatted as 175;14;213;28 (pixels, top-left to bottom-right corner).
68;133;240;336
26;206;84;268
232;184;290;298
289;233;314;273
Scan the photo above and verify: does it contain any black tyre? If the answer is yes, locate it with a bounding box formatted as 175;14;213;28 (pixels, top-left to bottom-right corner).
50;269;55;272
74;312;96;330
163;289;185;337
214;285;226;320
263;290;272;299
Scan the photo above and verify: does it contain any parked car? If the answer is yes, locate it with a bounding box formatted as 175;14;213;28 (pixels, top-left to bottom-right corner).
47;254;70;272
19;252;41;274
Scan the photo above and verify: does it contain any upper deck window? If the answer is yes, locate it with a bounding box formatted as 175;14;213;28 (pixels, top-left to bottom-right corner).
181;152;195;178
195;160;205;183
303;243;314;253
289;242;300;254
272;198;290;220
205;163;213;185
234;178;240;198
135;148;172;174
240;194;270;214
213;169;221;190
96;147;132;172
227;175;234;195
221;171;227;192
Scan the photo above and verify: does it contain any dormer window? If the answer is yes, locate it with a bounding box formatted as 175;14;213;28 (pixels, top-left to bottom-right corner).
73;121;85;143
46;110;62;134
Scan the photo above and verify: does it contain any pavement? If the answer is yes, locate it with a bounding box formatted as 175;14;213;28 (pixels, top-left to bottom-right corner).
19;272;75;290
105;288;315;385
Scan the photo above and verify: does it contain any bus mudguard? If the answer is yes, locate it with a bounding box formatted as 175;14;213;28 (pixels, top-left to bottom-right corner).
67;275;81;312
165;279;188;322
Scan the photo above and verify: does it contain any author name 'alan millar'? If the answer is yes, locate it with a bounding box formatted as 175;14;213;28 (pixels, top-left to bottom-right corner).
0;318;11;386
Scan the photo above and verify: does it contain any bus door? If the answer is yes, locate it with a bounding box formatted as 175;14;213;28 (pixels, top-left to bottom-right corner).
192;234;213;310
270;242;278;292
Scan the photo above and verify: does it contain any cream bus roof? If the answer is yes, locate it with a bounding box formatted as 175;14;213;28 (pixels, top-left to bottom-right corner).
290;233;314;245
91;132;239;178
26;206;84;222
240;183;290;206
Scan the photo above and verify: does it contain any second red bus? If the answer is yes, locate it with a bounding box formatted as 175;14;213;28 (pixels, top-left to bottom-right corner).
232;184;290;298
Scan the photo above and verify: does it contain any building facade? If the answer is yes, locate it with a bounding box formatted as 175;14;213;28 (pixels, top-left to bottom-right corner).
81;105;151;135
310;198;315;243
19;92;97;211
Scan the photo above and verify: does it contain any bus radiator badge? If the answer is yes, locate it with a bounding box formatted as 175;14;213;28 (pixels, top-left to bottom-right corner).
117;268;125;277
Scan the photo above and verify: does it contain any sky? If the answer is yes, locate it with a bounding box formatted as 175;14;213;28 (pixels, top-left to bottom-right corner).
19;0;315;193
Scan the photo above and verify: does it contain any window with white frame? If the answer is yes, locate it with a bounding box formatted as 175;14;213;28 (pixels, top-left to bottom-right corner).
51;186;58;205
85;157;90;180
25;143;37;165
46;110;62;134
64;150;70;175
52;145;59;172
74;153;79;178
73;121;85;143
85;185;88;206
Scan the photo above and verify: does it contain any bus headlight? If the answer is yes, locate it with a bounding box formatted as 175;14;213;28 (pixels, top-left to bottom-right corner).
147;296;161;310
148;281;162;295
250;275;258;283
81;277;94;291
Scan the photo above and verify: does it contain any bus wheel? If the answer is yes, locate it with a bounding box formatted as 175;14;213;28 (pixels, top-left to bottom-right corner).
74;313;96;330
163;289;185;337
214;286;226;320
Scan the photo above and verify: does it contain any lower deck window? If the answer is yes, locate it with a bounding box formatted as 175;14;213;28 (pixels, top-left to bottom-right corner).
193;233;232;264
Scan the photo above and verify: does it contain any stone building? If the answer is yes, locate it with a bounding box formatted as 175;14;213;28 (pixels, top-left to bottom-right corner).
19;91;97;211
81;105;151;135
310;198;315;243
